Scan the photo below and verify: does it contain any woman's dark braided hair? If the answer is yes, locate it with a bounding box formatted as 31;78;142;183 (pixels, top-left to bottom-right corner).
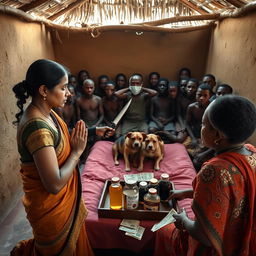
12;59;68;125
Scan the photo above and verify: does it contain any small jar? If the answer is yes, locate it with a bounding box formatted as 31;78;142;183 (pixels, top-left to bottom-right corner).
139;181;148;205
109;177;123;210
123;179;139;210
143;188;160;211
148;178;159;193
159;173;171;202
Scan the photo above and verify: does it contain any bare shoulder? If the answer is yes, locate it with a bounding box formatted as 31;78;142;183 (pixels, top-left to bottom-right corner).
94;95;102;102
188;101;198;109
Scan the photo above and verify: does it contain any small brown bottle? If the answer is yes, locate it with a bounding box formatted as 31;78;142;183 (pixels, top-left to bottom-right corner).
143;188;160;211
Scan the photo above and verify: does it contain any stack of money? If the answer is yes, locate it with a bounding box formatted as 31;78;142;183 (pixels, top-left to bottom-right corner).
151;208;177;232
123;172;154;183
119;219;145;240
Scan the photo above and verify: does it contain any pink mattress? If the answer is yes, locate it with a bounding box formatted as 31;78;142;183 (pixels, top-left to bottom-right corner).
81;141;196;252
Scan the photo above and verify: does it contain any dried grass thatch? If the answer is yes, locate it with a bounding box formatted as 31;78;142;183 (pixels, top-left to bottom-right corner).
0;0;256;35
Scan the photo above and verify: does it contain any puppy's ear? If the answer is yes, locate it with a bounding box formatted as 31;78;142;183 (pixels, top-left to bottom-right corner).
141;132;147;140
157;135;163;142
126;132;133;139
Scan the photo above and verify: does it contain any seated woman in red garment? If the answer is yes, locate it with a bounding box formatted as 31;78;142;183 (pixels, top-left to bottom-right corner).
154;95;256;256
11;59;114;256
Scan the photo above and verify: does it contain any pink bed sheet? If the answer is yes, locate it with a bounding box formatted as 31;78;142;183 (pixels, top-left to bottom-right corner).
82;141;196;252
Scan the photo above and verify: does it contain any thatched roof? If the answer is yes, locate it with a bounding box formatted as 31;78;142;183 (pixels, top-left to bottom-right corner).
1;0;256;33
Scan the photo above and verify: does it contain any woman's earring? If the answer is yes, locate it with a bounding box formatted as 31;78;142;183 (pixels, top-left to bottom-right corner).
214;139;219;145
43;96;46;101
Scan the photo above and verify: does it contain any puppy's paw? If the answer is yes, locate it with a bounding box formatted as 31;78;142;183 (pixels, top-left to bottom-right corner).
154;167;160;171
114;161;119;166
125;168;131;172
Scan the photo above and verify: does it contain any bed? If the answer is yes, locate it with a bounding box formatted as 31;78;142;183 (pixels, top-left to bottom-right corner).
81;141;196;253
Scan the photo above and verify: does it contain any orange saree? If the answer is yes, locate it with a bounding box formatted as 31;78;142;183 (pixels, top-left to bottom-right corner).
11;112;94;256
154;144;256;256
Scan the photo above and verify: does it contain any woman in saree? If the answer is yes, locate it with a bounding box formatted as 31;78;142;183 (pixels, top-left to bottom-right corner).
154;95;256;256
11;59;113;256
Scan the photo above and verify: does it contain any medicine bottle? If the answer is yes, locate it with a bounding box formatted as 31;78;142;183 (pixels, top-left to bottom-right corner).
109;177;123;210
159;173;171;202
123;180;139;210
143;188;160;211
139;181;148;205
148;178;159;193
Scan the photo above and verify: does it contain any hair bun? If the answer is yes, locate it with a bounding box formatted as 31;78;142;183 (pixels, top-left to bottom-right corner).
12;80;28;96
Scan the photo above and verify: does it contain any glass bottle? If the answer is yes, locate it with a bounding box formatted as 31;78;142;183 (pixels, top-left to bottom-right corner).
123;179;139;210
143;188;160;211
159;173;171;202
148;178;159;193
139;181;148;205
109;177;123;210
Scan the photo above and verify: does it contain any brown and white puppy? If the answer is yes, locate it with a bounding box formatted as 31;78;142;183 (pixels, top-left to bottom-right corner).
138;134;164;171
112;132;146;172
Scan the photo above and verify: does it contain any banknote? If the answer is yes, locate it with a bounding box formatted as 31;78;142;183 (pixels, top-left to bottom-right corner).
120;219;140;229
125;226;145;240
124;172;154;183
119;225;138;234
151;208;177;232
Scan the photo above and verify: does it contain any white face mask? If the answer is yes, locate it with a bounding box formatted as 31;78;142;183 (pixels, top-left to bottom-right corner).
129;85;142;95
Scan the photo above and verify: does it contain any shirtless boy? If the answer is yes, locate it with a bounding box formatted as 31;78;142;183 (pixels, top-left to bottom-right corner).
179;78;198;120
76;79;104;127
149;78;176;133
186;83;211;149
102;81;123;137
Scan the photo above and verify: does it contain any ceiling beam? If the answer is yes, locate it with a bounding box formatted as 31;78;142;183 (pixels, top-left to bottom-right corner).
179;0;209;15
19;0;49;12
224;0;245;8
48;0;87;21
134;13;220;26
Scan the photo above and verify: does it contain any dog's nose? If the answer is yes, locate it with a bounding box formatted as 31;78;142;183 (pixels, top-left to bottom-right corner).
148;145;153;149
134;142;139;147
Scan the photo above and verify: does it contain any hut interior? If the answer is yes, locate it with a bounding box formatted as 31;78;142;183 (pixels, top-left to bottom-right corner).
0;0;256;254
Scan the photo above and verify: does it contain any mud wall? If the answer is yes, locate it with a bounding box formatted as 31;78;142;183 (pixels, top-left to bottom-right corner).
0;14;55;222
52;27;212;83
206;10;256;143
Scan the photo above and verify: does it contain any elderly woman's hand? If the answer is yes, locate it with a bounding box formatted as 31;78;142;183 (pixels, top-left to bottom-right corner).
96;126;115;138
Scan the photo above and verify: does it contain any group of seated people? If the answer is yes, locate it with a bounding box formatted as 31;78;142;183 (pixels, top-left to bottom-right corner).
55;68;233;168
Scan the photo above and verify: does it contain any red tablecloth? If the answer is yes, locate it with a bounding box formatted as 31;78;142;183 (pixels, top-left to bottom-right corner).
82;141;196;252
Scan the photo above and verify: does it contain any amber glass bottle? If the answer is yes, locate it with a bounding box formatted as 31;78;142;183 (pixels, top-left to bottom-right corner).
109;177;123;210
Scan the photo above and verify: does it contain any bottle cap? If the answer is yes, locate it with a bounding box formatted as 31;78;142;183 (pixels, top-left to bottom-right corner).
150;178;158;184
161;173;169;180
125;179;137;185
111;177;120;183
148;188;157;194
139;181;147;188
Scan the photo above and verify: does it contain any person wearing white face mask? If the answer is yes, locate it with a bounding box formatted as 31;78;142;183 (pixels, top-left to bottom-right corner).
114;73;157;135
